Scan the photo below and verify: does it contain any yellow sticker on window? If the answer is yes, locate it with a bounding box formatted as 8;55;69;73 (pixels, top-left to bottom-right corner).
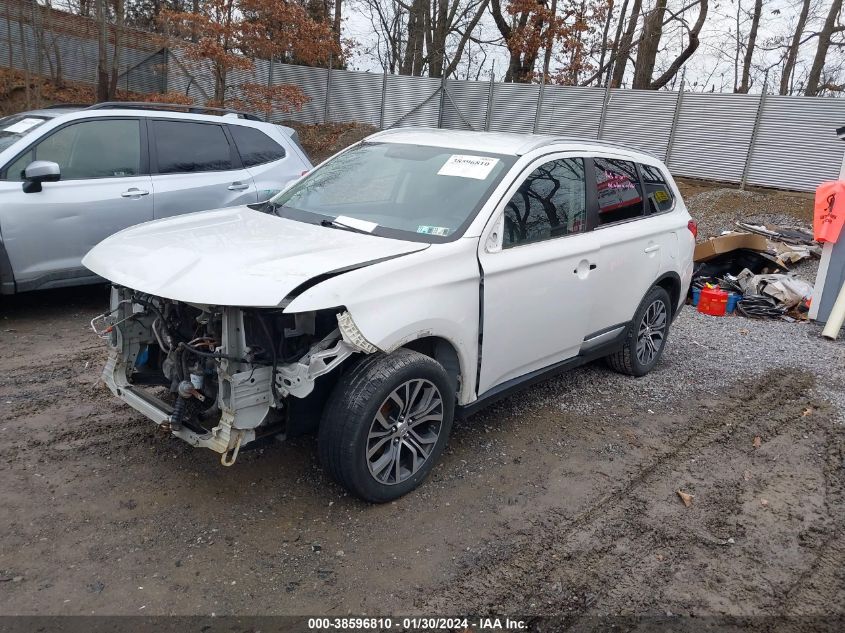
654;190;670;203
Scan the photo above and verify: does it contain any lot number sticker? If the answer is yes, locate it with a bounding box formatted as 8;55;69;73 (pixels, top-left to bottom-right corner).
3;118;43;134
438;155;499;180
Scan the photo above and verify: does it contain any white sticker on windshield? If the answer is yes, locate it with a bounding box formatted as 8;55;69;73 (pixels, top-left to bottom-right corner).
3;118;43;134
335;215;378;233
437;155;499;180
417;225;450;236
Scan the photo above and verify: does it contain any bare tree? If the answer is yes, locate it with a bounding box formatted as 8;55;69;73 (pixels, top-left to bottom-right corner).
779;0;811;94
609;0;641;87
805;0;844;95
737;0;762;93
631;0;667;89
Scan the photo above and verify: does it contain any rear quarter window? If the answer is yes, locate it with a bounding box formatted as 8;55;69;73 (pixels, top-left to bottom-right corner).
230;125;286;167
594;157;645;225
640;164;675;213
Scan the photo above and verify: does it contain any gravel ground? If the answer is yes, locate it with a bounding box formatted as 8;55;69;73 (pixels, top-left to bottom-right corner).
1;183;843;624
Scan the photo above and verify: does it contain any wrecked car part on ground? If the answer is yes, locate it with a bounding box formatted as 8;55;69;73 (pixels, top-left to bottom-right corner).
92;287;370;465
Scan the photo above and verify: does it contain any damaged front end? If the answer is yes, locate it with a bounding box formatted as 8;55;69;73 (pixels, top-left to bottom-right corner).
93;287;375;464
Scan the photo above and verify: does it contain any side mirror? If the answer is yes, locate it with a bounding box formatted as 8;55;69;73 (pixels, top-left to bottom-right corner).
22;161;60;194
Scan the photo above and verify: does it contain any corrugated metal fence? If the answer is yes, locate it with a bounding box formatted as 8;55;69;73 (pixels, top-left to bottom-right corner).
1;0;843;192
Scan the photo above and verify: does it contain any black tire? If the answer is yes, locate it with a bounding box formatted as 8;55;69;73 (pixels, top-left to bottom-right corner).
606;286;672;377
318;348;455;503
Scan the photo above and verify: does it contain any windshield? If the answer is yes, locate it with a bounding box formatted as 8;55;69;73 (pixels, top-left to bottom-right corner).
0;114;48;153
271;142;514;242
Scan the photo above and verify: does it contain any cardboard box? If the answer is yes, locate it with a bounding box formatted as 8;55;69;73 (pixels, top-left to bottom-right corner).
694;232;769;262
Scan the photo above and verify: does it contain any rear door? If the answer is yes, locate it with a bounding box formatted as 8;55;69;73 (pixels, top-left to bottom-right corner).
586;156;665;333
149;119;257;219
0;117;153;290
228;124;306;202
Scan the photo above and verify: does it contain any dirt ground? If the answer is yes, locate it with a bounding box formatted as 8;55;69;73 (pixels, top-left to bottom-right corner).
0;117;843;624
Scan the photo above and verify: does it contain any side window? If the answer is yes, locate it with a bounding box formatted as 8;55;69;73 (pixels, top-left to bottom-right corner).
6;119;141;181
153;120;232;174
502;158;586;248
640;164;675;213
594;157;645;225
230;125;285;167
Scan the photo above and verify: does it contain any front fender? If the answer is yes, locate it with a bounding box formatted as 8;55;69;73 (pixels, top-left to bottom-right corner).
284;240;481;404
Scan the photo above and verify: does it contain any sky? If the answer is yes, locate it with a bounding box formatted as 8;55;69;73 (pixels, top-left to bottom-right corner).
342;0;843;94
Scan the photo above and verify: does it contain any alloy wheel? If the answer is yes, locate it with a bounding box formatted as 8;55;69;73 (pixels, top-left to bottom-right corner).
366;379;444;485
636;299;667;366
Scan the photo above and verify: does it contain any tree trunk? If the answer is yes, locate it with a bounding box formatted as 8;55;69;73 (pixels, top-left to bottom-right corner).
541;0;559;81
594;0;615;86
779;0;810;95
333;0;342;55
805;0;843;96
649;0;708;90
96;0;110;102
610;0;642;88
604;0;629;86
737;0;761;93
631;0;667;89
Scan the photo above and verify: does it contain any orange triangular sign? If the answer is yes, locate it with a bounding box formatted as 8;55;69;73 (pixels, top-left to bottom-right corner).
815;180;845;243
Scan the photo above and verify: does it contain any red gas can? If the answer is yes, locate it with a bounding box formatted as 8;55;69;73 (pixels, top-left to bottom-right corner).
698;286;728;316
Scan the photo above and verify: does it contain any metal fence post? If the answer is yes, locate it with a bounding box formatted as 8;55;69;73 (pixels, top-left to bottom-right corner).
740;71;769;190
437;72;447;128
664;69;685;167
323;55;332;124
597;81;612;139
533;74;545;134
379;69;388;129
484;69;495;131
163;47;169;94
265;56;274;122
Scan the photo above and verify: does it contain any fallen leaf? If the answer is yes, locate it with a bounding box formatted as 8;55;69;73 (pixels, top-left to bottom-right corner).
801;407;814;417
743;469;753;481
753;436;762;448
677;490;694;507
760;498;769;507
739;328;749;335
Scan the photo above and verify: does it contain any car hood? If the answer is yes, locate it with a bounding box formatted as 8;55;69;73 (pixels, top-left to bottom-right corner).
82;206;429;307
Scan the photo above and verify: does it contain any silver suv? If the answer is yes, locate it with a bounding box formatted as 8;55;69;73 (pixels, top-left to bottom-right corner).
0;103;312;295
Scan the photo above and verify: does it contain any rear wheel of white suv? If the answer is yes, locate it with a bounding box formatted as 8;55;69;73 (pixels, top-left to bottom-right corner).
318;349;455;502
607;286;671;377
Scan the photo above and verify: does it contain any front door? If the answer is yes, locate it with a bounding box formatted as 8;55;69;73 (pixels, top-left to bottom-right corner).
0;118;153;290
477;155;600;395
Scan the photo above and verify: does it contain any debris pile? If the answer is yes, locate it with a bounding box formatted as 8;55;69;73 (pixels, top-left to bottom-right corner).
690;222;819;320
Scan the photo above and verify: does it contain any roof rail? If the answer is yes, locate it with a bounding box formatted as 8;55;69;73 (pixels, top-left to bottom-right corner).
85;102;263;121
44;103;93;109
520;136;658;159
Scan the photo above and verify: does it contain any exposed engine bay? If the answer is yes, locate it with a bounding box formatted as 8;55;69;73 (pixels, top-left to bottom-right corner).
93;287;375;464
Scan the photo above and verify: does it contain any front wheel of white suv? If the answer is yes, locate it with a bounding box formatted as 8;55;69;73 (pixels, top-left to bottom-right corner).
607;286;672;377
318;349;455;502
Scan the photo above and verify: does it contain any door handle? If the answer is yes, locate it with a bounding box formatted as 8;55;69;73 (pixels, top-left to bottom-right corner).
573;261;598;275
228;182;249;191
644;245;661;254
121;188;150;198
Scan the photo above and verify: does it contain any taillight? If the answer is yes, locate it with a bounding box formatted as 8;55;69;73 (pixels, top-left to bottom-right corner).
687;219;698;239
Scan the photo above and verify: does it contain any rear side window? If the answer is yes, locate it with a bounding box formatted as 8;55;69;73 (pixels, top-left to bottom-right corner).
153;120;232;174
503;157;586;248
640;164;675;213
594;157;645;225
230;125;285;167
6;119;141;181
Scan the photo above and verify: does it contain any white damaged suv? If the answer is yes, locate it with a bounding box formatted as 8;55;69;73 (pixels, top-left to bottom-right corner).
84;128;695;502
